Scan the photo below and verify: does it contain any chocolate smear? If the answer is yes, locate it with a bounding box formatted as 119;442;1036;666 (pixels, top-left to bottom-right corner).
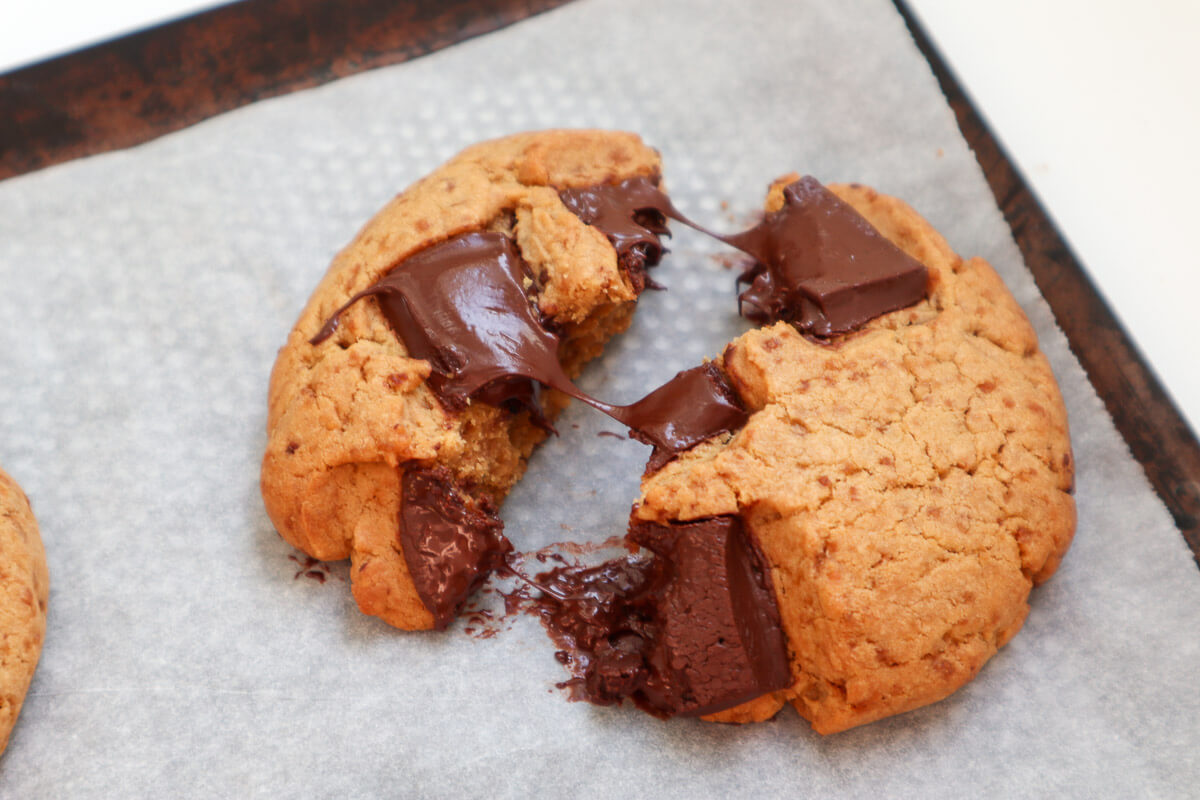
530;516;791;718
559;176;676;293
399;466;512;630
727;176;929;336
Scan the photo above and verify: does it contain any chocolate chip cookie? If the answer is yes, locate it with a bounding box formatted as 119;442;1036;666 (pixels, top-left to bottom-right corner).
262;137;1074;734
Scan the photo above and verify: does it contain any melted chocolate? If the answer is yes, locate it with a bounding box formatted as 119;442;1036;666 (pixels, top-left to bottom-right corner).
399;466;512;630
559;176;675;293
312;230;747;460
531;516;791;717
312;232;562;420
727;176;929;336
558;175;929;337
616;363;747;472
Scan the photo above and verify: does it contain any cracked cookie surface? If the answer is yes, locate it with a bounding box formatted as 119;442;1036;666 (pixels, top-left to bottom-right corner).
0;467;49;755
261;130;662;630
636;181;1075;733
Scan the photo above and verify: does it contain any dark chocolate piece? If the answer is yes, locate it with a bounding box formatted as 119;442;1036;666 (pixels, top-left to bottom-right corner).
531;516;791;718
399;466;512;630
559;176;675;293
728;176;929;336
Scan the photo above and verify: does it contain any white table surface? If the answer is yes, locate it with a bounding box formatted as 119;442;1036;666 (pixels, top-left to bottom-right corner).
3;0;1198;434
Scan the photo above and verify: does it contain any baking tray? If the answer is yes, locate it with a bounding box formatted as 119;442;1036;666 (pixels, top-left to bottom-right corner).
3;0;1194;566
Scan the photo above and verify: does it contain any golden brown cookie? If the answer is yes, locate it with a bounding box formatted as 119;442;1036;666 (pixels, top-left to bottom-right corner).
0;467;49;755
261;130;664;630
635;180;1075;733
263;140;1074;733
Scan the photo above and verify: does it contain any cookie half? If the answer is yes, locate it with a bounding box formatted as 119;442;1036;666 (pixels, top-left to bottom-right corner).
634;180;1076;732
261;130;668;629
0;467;49;755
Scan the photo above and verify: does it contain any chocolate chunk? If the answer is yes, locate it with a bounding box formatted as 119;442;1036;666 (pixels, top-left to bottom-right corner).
559;176;675;292
728;176;929;336
399;466;512;630
531;516;791;718
616;363;748;471
629;518;792;716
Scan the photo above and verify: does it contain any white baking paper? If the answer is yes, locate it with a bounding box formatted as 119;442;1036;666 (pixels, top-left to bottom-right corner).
1;0;1197;796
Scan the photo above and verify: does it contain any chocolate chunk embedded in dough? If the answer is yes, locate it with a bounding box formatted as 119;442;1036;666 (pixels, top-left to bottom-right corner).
559;176;676;292
617;363;748;471
399;466;511;630
730;176;929;336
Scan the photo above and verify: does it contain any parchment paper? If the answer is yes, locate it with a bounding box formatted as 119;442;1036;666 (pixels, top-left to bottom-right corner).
1;0;1197;796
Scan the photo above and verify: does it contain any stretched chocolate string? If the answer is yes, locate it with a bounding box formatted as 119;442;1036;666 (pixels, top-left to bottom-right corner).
312;229;747;460
556;175;930;336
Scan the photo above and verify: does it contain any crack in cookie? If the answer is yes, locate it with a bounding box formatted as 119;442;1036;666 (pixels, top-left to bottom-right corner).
263;131;670;630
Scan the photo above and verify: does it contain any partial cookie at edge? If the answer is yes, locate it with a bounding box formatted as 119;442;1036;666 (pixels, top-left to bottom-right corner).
0;467;49;755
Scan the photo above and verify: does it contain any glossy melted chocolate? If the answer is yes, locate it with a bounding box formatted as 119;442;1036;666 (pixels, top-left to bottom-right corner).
312;232;560;418
728;176;929;336
399;466;512;630
531;516;791;717
620;363;747;472
559;176;676;292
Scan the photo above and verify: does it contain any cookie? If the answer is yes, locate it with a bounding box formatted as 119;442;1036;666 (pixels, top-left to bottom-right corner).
0;467;49;755
627;178;1075;731
261;130;672;630
262;136;1074;733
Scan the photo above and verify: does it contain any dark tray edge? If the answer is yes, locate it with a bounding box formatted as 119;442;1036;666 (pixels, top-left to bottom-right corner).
0;0;573;179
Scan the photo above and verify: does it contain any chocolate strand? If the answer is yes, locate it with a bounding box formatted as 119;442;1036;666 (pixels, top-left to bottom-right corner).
557;175;931;337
